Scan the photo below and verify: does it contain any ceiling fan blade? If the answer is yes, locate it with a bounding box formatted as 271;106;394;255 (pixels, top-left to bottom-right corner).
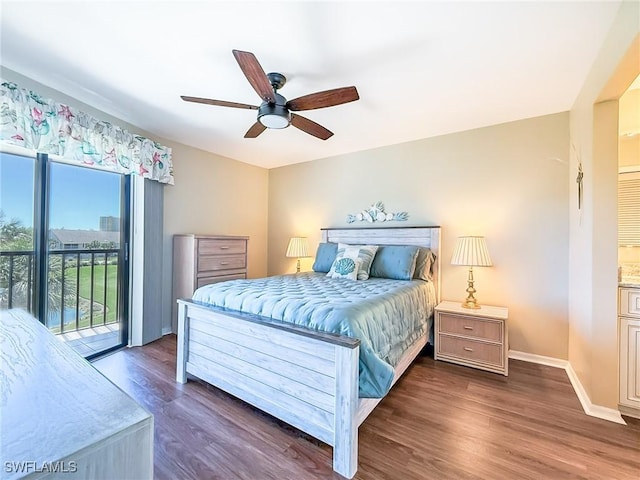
181;96;258;110
244;122;267;138
232;50;277;103
286;86;359;111
290;114;333;140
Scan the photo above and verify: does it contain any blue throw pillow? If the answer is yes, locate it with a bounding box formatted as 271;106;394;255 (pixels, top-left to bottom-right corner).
312;242;338;273
370;245;419;281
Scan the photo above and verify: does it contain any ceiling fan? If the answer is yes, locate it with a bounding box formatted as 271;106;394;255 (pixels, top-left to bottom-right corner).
181;50;359;140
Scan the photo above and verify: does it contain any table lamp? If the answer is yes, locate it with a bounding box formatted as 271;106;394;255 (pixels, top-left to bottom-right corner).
451;236;492;309
286;237;310;273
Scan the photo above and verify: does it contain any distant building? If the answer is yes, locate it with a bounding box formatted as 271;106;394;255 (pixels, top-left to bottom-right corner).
49;229;120;250
100;216;120;232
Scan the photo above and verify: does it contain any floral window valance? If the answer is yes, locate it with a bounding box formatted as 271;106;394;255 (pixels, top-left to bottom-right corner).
0;80;173;185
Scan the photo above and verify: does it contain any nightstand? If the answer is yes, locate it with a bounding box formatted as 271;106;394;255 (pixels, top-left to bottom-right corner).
434;301;509;376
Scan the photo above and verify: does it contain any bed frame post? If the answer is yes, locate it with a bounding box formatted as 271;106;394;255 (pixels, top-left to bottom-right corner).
176;301;189;384
333;344;359;479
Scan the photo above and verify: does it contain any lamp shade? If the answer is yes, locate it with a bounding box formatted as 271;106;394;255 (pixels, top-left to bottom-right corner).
451;236;492;267
286;237;310;258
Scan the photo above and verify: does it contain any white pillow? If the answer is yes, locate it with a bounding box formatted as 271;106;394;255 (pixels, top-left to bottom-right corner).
327;257;362;281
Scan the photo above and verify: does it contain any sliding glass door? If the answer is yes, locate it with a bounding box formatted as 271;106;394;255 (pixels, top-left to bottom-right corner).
45;161;130;357
0;150;129;358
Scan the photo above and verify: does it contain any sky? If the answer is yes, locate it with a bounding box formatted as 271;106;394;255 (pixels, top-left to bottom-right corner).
0;152;122;230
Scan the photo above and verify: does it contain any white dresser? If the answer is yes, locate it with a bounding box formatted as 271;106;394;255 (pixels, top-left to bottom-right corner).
0;309;153;479
619;287;640;418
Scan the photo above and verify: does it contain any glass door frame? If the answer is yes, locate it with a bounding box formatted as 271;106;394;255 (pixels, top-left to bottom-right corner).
29;152;130;358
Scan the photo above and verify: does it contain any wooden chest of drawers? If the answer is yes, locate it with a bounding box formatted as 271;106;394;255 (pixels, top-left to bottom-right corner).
173;234;249;323
434;301;509;376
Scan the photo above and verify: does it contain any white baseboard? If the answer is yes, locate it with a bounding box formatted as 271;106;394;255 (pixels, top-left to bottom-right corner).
509;350;626;425
508;350;569;369
564;363;626;425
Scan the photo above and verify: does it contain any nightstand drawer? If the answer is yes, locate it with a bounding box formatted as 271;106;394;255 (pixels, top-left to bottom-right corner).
438;312;502;342
198;254;246;272
198;239;246;256
620;288;640;318
437;335;503;366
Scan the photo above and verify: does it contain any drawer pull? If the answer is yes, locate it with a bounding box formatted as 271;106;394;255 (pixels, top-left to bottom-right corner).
463;347;474;352
220;262;229;265
463;326;474;330
219;246;230;250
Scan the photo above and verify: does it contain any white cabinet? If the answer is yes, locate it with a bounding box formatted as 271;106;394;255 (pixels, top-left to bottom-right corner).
619;287;640;418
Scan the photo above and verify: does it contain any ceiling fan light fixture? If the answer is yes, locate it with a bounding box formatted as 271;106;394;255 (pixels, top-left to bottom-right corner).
258;103;291;129
259;113;289;129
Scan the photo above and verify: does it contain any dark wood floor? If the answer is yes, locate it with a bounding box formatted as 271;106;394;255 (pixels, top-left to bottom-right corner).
93;335;640;480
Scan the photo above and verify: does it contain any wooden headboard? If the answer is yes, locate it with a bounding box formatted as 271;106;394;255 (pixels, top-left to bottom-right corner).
321;226;441;302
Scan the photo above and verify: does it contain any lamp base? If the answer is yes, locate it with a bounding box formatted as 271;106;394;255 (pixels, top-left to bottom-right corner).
461;300;481;309
461;266;481;309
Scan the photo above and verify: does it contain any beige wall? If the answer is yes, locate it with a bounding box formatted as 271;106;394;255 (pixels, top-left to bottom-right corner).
269;112;570;359
568;0;640;409
0;67;269;335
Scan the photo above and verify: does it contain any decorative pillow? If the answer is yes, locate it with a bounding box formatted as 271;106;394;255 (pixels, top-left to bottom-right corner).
326;257;362;281
413;247;436;281
333;243;379;280
370;245;419;281
312;242;338;273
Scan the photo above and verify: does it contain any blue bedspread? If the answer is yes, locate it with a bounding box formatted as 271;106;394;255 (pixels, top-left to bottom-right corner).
192;272;436;398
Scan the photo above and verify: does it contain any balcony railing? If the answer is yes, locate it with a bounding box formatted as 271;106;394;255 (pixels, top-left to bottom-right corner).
0;248;121;334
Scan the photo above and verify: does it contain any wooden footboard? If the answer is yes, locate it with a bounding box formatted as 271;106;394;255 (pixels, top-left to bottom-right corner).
176;299;361;478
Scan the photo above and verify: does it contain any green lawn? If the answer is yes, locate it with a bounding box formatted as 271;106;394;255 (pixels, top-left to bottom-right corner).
65;263;119;327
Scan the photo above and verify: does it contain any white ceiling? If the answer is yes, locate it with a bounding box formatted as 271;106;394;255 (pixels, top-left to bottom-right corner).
0;1;623;169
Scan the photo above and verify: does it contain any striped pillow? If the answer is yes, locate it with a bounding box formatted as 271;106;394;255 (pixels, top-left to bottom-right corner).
334;243;379;280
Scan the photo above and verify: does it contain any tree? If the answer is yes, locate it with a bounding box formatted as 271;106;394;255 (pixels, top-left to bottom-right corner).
0;211;34;307
0;211;75;320
0;210;33;251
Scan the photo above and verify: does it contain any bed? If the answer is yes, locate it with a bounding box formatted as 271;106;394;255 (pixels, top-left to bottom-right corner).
176;226;441;478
